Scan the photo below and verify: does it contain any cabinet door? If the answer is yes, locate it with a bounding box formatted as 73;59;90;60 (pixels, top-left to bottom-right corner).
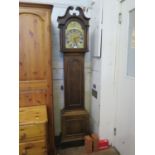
19;4;52;107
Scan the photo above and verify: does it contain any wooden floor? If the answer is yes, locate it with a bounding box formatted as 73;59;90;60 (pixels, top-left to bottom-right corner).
57;146;119;155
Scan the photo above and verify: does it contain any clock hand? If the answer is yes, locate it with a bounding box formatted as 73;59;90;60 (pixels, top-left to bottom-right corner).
73;38;78;46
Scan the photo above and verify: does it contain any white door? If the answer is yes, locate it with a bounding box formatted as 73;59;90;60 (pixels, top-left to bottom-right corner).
114;0;135;155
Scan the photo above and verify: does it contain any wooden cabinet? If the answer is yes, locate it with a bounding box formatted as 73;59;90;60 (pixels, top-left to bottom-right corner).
19;3;55;154
19;105;48;155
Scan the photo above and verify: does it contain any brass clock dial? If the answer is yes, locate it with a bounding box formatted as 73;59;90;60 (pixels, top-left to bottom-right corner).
65;21;84;49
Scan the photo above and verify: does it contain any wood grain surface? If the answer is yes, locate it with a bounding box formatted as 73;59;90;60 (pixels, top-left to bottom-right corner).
19;3;55;154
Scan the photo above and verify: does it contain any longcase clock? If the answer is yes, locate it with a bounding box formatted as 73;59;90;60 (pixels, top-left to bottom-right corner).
57;6;90;143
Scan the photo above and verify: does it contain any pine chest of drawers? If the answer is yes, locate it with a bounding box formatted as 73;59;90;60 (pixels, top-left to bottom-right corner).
19;105;48;155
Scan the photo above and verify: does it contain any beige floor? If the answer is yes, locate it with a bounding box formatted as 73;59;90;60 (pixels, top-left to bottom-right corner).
57;146;119;155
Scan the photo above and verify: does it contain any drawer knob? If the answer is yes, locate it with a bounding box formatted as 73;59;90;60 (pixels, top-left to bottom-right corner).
20;133;26;140
22;149;27;155
21;144;34;155
35;115;39;119
25;143;34;149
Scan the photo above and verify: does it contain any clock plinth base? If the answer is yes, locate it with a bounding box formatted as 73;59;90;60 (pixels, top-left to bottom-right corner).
61;109;89;143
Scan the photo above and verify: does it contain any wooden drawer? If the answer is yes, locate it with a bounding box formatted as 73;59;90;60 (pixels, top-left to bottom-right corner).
19;105;48;142
19;105;47;125
19;140;47;155
19;123;47;142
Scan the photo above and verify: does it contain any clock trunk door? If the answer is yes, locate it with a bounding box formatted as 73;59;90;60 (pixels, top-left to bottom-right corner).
64;54;84;109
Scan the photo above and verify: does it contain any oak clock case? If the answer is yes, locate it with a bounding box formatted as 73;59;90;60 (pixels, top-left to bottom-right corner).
57;6;90;143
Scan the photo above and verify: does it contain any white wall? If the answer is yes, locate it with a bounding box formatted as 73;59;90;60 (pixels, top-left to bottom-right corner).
20;0;92;136
89;0;118;142
20;0;90;7
90;1;135;155
89;0;102;135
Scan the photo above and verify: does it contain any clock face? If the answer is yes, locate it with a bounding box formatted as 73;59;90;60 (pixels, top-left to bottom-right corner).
65;21;84;49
